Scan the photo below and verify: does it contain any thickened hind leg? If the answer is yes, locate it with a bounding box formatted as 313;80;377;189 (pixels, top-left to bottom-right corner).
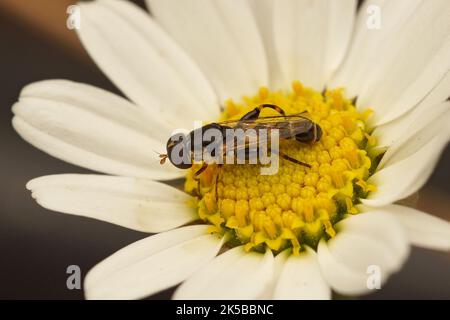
239;104;286;122
194;162;208;176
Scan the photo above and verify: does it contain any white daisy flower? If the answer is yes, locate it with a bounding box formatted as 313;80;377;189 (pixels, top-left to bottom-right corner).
12;0;450;300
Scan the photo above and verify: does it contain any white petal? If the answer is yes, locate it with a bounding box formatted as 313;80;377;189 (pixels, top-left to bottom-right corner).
317;212;409;295
331;0;422;96
317;238;370;296
273;248;331;300
174;247;274;300
337;211;410;263
77;0;219;126
147;0;268;101
12;80;181;180
273;0;356;90
377;102;450;167
363;132;450;207
258;249;289;299
387;204;450;251
26;174;196;233
247;0;284;90
85;225;224;300
416;70;450;113
374;99;450;149
333;0;450;125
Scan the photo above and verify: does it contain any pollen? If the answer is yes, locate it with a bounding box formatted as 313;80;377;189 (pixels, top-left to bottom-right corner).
185;82;376;254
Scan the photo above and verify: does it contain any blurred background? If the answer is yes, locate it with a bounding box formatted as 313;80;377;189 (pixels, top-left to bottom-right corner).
0;0;449;299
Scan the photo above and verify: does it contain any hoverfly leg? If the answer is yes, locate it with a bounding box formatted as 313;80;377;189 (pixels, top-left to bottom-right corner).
259;104;286;116
194;162;208;176
192;163;208;198
214;164;223;202
239;104;286;122
279;152;311;169
193;163;221;199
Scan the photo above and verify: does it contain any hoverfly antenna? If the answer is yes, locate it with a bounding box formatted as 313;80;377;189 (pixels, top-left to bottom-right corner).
153;150;168;165
158;154;168;165
159;155;168;165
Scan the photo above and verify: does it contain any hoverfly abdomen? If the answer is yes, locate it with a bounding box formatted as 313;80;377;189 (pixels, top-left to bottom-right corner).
295;122;322;144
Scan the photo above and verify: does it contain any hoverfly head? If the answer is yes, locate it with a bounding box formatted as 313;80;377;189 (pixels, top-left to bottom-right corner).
166;132;193;169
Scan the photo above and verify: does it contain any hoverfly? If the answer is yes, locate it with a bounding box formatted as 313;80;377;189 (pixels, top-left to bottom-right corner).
159;104;322;177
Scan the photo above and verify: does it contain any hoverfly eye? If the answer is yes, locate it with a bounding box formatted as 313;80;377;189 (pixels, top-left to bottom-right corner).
166;136;178;154
166;133;192;169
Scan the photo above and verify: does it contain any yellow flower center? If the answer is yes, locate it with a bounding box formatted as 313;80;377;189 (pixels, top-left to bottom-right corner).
185;81;377;255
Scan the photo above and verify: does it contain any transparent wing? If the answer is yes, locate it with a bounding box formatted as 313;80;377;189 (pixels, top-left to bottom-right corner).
215;114;309;127
216;115;314;157
216;114;313;140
